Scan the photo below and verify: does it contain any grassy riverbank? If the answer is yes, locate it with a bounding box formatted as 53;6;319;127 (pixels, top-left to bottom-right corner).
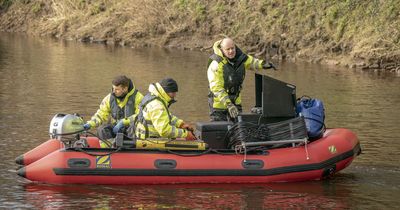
1;0;399;72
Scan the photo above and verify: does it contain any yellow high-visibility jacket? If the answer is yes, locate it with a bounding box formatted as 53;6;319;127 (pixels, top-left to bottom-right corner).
135;83;188;139
207;40;264;109
87;83;143;128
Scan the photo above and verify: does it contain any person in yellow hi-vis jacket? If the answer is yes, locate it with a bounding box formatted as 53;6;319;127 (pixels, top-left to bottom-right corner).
83;75;144;147
207;37;277;121
134;78;196;140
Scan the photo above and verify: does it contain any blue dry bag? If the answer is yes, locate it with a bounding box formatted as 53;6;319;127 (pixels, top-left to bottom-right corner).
296;96;325;139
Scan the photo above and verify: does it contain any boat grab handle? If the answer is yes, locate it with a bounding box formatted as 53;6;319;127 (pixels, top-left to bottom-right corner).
68;158;91;168
242;159;264;169
154;159;177;169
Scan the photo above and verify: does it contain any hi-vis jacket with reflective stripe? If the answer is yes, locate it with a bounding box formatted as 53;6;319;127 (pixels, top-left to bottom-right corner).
135;83;187;139
87;82;144;128
207;40;265;109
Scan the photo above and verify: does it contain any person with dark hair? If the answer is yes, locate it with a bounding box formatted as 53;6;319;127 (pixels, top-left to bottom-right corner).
83;75;144;146
207;37;277;121
134;78;196;140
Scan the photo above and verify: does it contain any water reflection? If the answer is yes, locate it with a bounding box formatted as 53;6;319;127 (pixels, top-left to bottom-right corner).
1;32;400;209
23;182;350;209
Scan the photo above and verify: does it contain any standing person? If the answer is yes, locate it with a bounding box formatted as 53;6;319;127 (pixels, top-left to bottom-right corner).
134;78;196;140
207;37;277;121
83;75;144;146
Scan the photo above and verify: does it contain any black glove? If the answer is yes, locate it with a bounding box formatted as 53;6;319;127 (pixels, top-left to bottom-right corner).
262;61;277;70
227;103;239;119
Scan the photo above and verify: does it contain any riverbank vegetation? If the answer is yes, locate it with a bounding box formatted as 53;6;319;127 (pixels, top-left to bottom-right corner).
1;0;399;72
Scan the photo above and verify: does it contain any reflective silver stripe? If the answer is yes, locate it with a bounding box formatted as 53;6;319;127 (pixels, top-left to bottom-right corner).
177;129;183;138
124;105;128;118
255;60;261;70
171;126;176;137
251;59;258;69
214;90;225;97
220;95;230;105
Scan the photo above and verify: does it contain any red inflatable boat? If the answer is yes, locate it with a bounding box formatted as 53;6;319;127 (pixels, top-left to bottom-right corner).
17;128;360;185
16;74;361;184
15;137;101;166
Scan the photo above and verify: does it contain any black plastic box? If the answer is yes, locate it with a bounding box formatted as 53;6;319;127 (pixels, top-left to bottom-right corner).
195;121;233;149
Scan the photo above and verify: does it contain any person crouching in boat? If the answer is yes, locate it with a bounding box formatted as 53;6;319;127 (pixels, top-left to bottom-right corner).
83;75;144;147
134;78;196;140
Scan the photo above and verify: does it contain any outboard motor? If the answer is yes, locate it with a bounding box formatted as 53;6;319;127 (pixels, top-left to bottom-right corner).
49;113;84;140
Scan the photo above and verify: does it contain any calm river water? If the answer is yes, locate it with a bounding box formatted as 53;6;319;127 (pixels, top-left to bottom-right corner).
0;32;399;209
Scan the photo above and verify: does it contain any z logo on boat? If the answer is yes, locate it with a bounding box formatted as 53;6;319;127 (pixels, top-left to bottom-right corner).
96;155;111;168
328;145;337;154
